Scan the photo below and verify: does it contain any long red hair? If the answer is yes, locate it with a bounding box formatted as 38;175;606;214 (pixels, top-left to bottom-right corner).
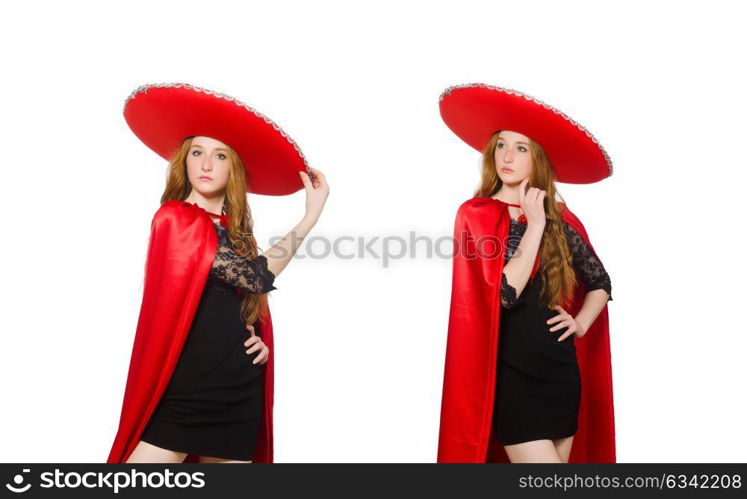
160;136;269;324
474;131;577;309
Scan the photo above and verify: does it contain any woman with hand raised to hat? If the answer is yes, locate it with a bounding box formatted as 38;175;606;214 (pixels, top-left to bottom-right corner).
437;84;616;464
108;83;328;464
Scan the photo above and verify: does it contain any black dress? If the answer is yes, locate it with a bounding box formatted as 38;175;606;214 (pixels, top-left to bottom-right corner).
492;218;612;445
139;219;276;460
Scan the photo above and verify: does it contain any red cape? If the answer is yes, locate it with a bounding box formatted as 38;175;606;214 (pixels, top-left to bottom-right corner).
437;197;615;463
107;200;274;463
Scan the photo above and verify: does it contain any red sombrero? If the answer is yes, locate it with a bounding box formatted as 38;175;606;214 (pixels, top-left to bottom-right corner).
439;83;613;184
124;82;310;195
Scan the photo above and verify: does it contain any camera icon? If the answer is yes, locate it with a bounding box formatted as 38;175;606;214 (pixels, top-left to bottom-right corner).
5;469;31;493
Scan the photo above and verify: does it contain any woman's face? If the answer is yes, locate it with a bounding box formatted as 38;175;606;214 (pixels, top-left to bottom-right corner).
494;130;533;185
185;136;232;196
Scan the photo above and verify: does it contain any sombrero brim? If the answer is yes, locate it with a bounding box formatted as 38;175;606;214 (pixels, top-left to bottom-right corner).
439;83;613;184
124;83;310;196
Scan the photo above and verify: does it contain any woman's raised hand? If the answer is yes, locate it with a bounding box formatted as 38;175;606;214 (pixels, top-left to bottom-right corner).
262;167;329;278
300;167;329;224
518;177;547;227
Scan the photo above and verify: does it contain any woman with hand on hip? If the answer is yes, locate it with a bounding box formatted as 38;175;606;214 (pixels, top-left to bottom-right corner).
438;84;615;464
108;83;329;464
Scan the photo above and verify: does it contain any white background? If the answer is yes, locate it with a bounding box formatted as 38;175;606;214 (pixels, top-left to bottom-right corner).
2;0;745;463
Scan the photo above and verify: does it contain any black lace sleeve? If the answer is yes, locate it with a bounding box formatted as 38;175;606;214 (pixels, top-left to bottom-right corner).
210;223;277;295
500;272;521;308
563;222;613;301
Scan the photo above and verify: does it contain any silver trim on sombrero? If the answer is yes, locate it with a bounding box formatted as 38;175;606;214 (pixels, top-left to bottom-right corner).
439;83;613;177
124;82;312;174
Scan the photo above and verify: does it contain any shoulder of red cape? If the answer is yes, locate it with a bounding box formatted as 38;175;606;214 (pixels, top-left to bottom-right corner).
152;200;206;226
145;201;222;244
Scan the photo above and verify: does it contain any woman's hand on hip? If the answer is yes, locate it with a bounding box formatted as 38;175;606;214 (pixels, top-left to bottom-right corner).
244;324;269;365
547;305;587;341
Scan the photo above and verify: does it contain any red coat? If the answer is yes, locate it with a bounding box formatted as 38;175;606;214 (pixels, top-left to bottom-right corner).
437;197;615;463
107;201;274;463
